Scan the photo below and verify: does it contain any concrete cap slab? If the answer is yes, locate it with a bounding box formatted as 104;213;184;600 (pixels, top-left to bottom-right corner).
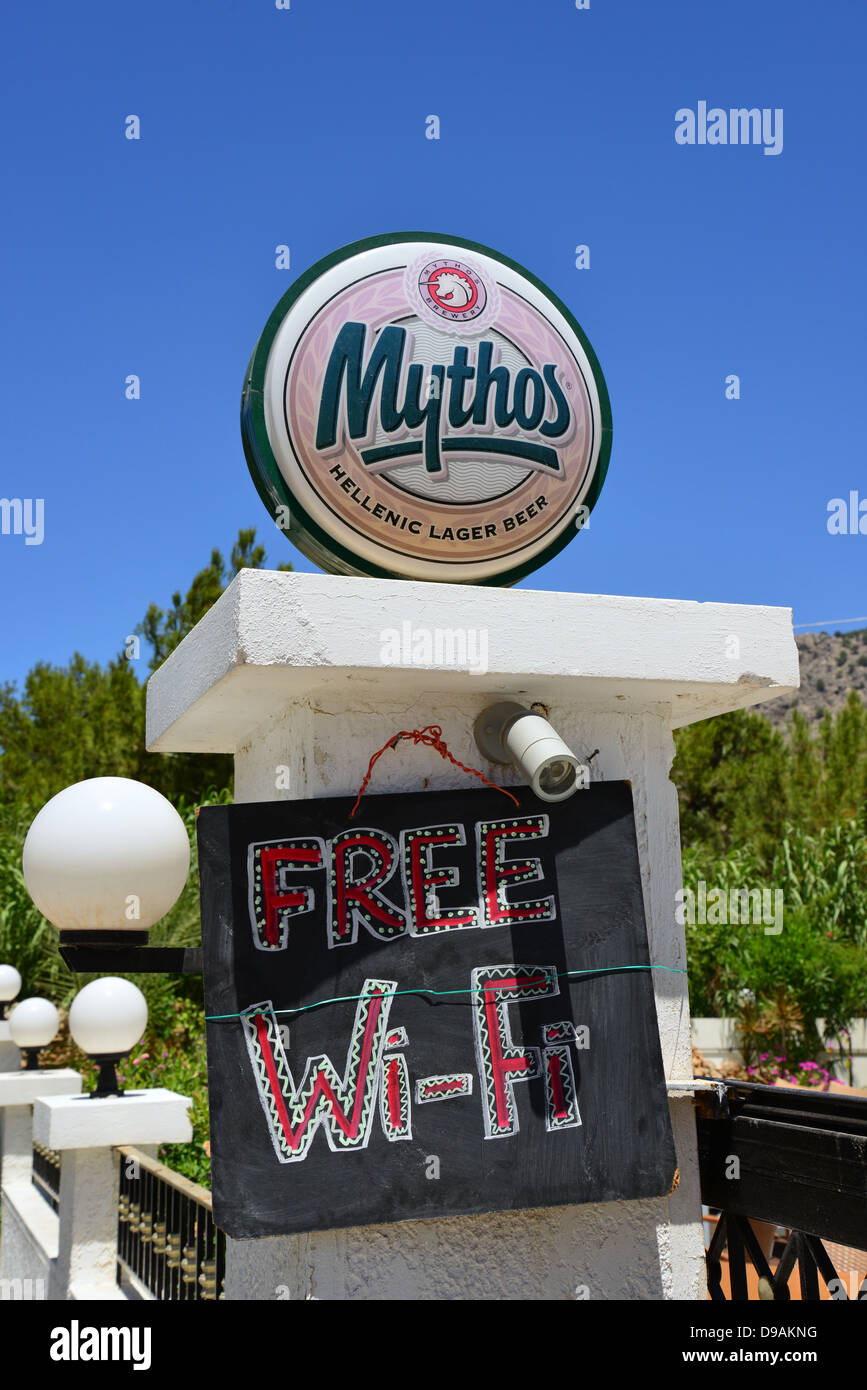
146;571;800;753
0;1068;81;1106
33;1087;192;1150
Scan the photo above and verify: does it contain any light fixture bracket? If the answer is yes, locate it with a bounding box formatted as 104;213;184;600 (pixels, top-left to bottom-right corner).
58;932;202;976
473;702;525;765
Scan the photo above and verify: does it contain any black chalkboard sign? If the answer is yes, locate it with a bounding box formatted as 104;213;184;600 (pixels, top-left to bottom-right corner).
198;782;677;1239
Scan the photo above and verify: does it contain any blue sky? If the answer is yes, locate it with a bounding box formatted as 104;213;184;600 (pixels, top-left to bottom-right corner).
1;0;864;691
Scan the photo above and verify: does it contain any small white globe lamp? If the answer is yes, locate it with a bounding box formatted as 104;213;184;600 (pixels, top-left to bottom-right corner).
69;977;148;1098
8;997;60;1070
0;964;22;1020
22;777;190;941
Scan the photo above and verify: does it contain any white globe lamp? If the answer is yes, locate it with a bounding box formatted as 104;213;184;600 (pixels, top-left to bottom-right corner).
8;997;60;1070
22;777;190;941
69;977;148;1097
0;964;22;1020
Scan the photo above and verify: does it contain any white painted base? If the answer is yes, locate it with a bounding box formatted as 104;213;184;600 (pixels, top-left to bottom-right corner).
34;1088;192;1150
0;1068;82;1107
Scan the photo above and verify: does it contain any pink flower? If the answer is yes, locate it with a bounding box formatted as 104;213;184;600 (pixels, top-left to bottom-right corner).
131;1053;150;1067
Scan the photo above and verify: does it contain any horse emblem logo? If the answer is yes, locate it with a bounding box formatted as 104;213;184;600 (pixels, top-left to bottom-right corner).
416;258;489;327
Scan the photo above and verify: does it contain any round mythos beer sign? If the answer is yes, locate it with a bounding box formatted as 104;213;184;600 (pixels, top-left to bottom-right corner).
241;233;612;586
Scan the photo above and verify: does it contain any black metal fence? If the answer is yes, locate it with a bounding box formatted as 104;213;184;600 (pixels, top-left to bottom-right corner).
31;1141;61;1212
697;1078;867;1300
116;1147;226;1300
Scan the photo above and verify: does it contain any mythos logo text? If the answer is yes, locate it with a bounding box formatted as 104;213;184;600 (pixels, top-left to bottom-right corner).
241;234;612;586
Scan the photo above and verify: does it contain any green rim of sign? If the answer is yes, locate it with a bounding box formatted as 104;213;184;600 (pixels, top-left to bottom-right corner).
241;231;613;587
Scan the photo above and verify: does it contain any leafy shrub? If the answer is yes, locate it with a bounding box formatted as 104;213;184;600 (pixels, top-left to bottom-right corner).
683;816;867;1072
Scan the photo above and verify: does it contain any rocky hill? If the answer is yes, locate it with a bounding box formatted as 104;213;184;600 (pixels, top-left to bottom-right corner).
760;628;867;731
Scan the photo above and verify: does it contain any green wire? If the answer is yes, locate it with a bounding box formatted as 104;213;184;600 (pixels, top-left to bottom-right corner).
205;963;687;1021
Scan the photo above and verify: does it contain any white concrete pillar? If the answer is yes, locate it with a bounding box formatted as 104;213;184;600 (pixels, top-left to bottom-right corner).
0;1024;19;1209
1;1106;37;1190
0;1070;82;1191
0;1069;82;1293
53;1147;124;1299
34;1087;192;1301
147;571;799;1300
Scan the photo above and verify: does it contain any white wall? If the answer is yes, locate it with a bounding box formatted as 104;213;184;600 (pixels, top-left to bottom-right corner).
0;1106;57;1300
693;1017;867;1087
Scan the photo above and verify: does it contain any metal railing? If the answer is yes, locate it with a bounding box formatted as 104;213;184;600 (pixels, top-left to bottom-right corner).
696;1078;867;1300
31;1141;61;1212
116;1146;226;1301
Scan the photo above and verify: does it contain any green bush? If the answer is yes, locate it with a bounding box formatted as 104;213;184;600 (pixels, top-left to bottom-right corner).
682;812;867;1070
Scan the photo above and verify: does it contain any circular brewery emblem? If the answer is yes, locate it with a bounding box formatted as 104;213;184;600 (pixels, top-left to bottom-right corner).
410;254;498;332
241;233;612;585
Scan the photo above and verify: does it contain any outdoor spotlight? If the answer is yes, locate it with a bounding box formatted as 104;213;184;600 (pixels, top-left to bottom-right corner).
0;964;22;1020
68;977;148;1099
8;997;59;1070
474;702;588;803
